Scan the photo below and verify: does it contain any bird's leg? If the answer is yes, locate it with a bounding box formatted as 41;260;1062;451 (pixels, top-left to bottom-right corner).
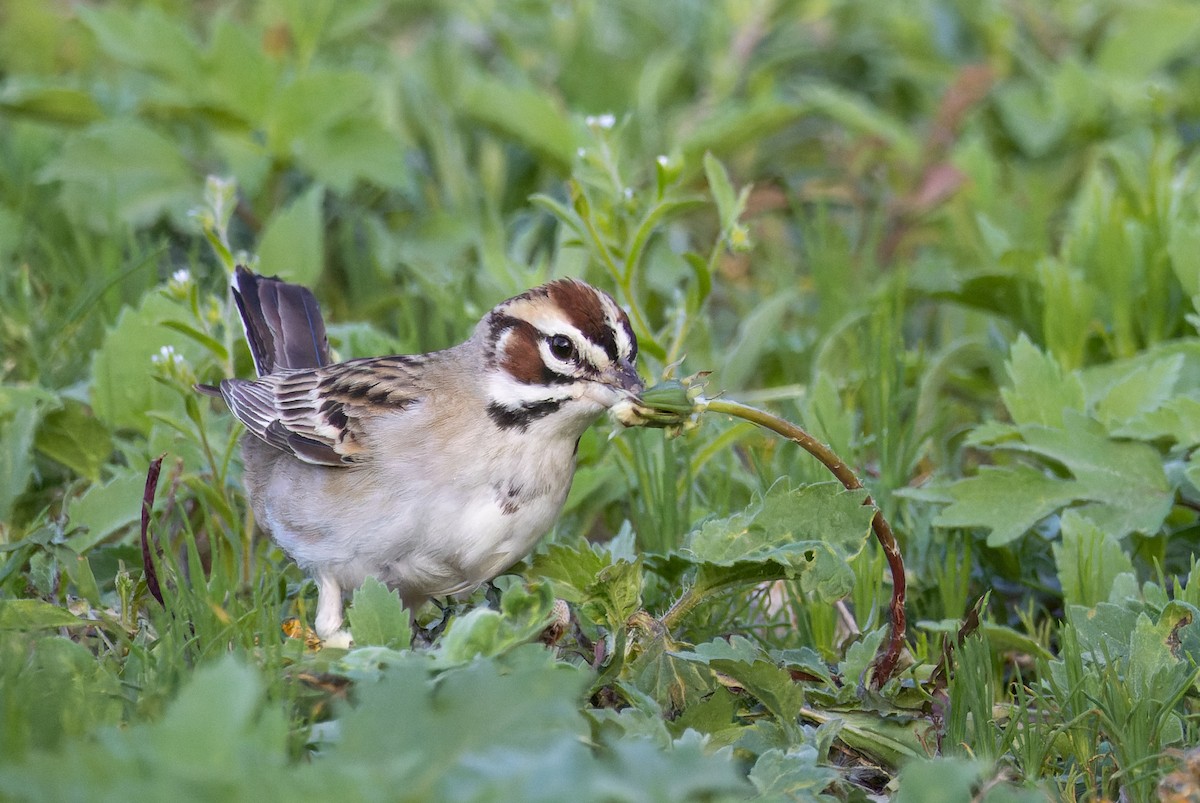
315;573;353;649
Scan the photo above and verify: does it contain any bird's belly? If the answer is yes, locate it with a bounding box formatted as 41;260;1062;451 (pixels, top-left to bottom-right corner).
266;468;570;604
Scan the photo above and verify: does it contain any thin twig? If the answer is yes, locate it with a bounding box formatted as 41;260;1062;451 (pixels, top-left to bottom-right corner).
700;398;907;688
141;454;166;608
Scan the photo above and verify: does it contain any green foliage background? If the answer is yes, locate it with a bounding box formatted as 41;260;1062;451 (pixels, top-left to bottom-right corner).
4;0;1200;800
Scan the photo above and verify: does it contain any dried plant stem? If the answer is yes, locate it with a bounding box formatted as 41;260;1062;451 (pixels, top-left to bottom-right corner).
700;398;907;688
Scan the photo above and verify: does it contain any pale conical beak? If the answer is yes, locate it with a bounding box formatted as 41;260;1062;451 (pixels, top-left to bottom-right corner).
603;358;643;395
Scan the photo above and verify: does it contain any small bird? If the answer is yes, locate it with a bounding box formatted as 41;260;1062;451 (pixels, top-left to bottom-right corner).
200;266;641;647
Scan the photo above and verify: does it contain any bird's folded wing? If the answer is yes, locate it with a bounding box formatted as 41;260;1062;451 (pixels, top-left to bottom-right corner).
220;357;424;467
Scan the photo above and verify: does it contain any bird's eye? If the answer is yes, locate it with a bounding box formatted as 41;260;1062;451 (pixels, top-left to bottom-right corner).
548;334;575;361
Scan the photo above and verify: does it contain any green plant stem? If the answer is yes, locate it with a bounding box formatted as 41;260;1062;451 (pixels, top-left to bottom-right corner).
695;397;908;688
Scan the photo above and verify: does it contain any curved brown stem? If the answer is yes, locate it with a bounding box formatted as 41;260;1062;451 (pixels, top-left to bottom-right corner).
701;398;907;688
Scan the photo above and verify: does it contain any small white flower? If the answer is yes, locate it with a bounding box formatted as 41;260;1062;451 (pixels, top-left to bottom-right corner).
577;148;587;159
171;269;191;285
657;155;670;167
151;345;178;366
585;113;616;130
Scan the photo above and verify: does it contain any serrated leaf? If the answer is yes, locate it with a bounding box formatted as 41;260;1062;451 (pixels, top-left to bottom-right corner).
65;468;149;553
38;119;196;232
89;293;205;434
1094;355;1183;432
582;558;643;626
684;481;873;603
256;184;325;287
459;74;575;169
528;539;609;603
1009;415;1172;537
0;385;58;522
748;747;840;800
0;599;85;630
1054;510;1134;608
348;576;412;650
674;636;805;726
34;398;114;482
1001;334;1086;427
432;582;555;666
936;465;1080;545
627;635;715;714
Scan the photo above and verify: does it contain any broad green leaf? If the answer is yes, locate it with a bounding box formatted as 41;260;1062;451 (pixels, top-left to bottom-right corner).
348;577;412;650
1010;415;1172;537
89;293;205;434
0;84;103;126
673;636;805;726
38;119;196;232
65;469;148;553
1169;219;1200;297
298;121;410;194
1068;603;1139;661
1054;511;1134;608
432;582;556;666
0;600;84;630
1096;2;1200;79
266;70;375;154
582;558;643;626
0;385;58;522
685;482;874;603
528;539;609;603
748;747;840;800
935;464;1081;546
1093;355;1183;432
1000;334;1085;428
1112;394;1200;445
335;645;590;785
459;74;576;169
626;635;715;715
77;5;199;78
256;184;325;287
34;398;113;482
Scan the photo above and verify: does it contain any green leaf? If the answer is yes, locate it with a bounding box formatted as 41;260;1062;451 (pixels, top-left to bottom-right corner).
936;465;1082;546
89;293;205;434
0;84;103;126
685;481;874;602
1009;415;1172;538
748;747;840;800
34;398;113;482
37;119;196;232
1096;2;1200;79
582;558;643;627
432;582;556;666
1000;334;1085;428
528;539;609;603
0;385;58;522
673;636;805;726
348;577;412;650
459;74;576;169
65;469;148;553
0;600;84;630
1093;355;1183;432
626;635;715;715
256;184;326;287
1054;511;1135;608
335;646;590;786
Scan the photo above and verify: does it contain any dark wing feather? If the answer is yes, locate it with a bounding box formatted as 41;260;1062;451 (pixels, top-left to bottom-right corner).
232;266;330;375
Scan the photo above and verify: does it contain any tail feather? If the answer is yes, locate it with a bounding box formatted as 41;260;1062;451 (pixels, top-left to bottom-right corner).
231;265;330;375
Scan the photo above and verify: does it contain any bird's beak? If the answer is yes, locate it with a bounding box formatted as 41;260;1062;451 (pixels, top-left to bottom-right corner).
602;358;643;395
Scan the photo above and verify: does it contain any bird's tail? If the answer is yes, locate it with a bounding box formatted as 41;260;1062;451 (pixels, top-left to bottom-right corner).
230;265;330;376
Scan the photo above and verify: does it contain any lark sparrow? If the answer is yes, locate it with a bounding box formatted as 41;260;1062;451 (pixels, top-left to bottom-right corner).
198;267;641;646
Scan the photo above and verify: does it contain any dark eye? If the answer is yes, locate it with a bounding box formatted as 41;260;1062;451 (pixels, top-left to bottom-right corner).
548;334;575;361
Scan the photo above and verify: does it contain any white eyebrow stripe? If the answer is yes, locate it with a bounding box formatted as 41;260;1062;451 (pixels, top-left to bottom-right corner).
599;293;634;360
